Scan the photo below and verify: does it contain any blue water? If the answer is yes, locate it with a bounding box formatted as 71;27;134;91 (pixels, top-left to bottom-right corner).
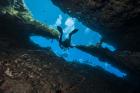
24;0;126;78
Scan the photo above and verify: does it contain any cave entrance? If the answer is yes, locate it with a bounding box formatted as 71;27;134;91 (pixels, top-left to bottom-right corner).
24;0;126;78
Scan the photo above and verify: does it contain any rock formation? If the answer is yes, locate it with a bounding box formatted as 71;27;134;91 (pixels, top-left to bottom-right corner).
52;0;140;51
0;0;140;93
0;0;59;49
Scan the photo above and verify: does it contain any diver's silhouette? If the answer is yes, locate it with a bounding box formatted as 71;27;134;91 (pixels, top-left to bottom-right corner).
57;26;78;49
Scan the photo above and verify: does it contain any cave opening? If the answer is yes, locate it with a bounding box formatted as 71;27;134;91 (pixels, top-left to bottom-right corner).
24;0;126;78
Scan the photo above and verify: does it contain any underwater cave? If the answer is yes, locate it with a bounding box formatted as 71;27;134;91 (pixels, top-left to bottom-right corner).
25;0;126;78
0;0;140;93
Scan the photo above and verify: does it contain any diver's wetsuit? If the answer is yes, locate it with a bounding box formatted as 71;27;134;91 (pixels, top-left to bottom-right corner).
57;26;78;49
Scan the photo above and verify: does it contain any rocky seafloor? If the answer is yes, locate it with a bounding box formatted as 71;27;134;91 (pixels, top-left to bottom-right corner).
0;0;140;93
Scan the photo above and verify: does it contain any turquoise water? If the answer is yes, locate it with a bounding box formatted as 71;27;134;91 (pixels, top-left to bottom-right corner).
24;0;126;78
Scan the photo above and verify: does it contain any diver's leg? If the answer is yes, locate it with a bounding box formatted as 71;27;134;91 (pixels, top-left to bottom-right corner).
57;26;63;47
69;29;79;47
57;26;63;34
69;29;78;37
57;26;63;41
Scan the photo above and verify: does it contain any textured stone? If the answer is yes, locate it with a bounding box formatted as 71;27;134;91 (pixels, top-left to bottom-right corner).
0;0;59;49
52;0;140;51
0;0;140;93
0;49;139;93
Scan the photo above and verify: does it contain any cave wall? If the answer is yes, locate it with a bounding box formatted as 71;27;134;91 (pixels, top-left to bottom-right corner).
0;0;140;93
0;49;139;93
52;0;140;51
0;0;59;49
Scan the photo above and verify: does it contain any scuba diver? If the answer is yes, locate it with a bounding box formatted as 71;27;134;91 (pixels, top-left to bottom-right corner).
57;26;78;49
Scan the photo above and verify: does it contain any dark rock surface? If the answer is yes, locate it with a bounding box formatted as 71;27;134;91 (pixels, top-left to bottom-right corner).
76;45;140;85
52;0;140;51
0;0;140;93
0;49;139;93
0;0;59;49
